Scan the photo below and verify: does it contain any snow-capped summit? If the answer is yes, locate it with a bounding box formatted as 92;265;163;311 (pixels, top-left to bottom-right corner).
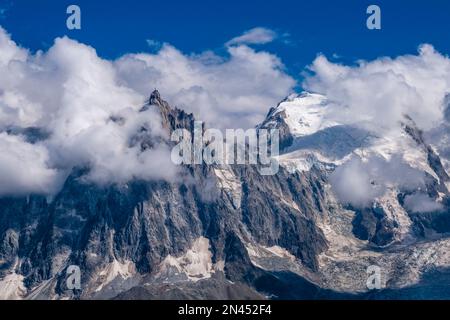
269;92;336;137
259;91;337;150
260;91;366;165
261;91;447;173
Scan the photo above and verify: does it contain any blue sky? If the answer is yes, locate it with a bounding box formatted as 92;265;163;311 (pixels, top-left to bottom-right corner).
1;0;449;78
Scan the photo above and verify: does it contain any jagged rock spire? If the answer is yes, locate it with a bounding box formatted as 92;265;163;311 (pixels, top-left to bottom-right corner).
140;89;163;112
148;89;162;106
140;89;196;134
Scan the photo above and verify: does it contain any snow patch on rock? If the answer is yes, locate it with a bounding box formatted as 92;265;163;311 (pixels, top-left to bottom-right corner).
157;237;214;283
246;243;295;260
95;259;135;292
0;273;26;300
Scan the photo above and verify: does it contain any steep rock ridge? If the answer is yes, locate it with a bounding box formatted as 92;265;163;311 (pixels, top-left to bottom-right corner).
236;165;328;271
402;116;450;187
398;117;450;236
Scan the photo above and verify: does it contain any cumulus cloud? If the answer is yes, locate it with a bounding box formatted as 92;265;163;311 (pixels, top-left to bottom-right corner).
0;26;180;195
0;25;294;196
3;22;450;200
226;27;277;46
404;192;443;213
304;44;450;133
0;133;63;196
115;43;295;129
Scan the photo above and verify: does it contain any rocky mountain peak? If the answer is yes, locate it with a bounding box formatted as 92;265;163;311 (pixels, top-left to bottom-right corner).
258;91;332;151
149;89;162;105
141;90;196;134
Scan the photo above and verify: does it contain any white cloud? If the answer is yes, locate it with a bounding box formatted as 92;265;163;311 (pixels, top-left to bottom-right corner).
115;43;295;129
404;192;443;213
2;23;449;201
304;44;450;133
226;27;277;46
0;26;180;195
329;156;381;208
330;155;425;208
0;133;63;196
304;45;450;208
0;25;295;196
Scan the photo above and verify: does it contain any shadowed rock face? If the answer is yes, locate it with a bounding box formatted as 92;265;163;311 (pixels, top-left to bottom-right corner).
259;106;294;151
403;119;450;186
351;205;397;247
0;91;329;299
400;119;450;236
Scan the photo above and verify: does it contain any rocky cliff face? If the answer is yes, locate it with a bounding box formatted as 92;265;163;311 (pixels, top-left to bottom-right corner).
1;91;450;300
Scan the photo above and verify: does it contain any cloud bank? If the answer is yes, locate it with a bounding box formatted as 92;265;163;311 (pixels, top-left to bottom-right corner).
1;23;450;203
115;42;294;129
304;44;450;133
0;29;180;195
0;26;294;196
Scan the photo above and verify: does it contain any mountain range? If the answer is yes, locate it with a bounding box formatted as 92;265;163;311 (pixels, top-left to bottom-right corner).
1;90;450;300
